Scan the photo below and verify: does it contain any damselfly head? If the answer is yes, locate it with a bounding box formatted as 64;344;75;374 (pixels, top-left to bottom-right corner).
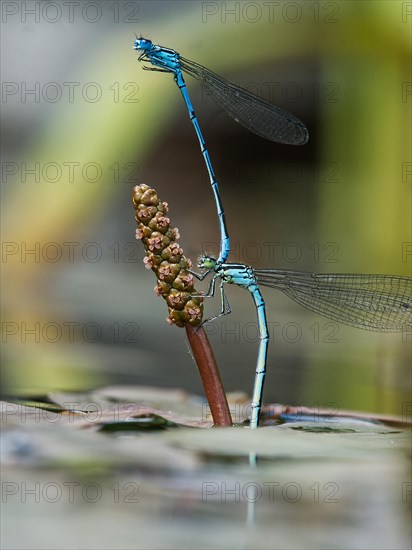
198;255;217;270
134;36;152;51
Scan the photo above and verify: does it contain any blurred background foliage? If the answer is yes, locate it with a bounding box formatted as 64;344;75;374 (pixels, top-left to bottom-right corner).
2;1;411;414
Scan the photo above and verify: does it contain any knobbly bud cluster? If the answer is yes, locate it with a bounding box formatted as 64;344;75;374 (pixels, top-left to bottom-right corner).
132;184;203;327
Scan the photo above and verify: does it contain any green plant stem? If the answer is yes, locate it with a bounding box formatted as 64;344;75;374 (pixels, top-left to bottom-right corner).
185;325;232;427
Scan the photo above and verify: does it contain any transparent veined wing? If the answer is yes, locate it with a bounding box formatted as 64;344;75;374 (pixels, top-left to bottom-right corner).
181;57;309;146
254;270;412;332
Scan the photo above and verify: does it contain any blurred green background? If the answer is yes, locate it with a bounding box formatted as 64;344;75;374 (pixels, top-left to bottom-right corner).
2;1;411;415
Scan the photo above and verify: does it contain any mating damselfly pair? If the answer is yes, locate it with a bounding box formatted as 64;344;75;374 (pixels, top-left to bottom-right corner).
133;36;412;428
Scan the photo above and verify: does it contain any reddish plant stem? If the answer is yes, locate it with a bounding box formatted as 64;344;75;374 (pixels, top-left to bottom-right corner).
185;324;232;427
